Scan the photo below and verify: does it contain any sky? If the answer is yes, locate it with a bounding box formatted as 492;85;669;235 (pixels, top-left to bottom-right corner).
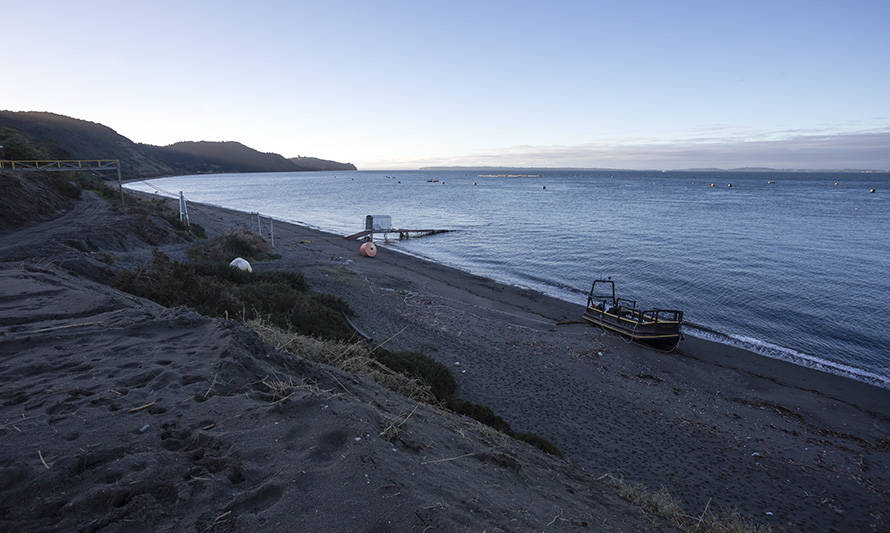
2;0;889;169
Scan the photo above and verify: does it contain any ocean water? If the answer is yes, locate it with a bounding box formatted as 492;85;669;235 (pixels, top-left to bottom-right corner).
127;170;890;387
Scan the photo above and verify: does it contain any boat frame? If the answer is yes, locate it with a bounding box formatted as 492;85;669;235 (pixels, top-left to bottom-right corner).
582;279;683;348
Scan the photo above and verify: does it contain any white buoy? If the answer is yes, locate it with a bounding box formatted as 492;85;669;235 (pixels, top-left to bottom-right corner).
229;257;252;272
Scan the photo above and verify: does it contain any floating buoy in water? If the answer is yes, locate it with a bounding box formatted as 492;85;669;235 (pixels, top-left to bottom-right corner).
474;181;477;185
691;180;695;184
542;185;546;190
710;183;715;187
360;242;377;257
870;188;876;193
728;183;733;188
229;257;252;273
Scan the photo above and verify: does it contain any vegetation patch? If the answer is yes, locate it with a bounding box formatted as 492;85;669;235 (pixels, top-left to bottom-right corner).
602;474;772;533
375;350;457;401
248;321;436;404
189;229;277;262
512;432;563;458
49;174;82;199
114;251;350;339
123;192;206;239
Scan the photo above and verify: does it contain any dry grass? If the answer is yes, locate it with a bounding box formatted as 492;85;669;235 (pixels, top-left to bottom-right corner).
379;404;420;441
247;318;436;404
260;374;331;403
600;474;772;533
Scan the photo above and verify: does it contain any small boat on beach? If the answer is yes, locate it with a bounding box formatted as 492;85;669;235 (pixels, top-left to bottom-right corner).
582;278;683;349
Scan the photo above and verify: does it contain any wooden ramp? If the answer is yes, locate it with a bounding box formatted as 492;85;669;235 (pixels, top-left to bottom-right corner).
343;228;452;241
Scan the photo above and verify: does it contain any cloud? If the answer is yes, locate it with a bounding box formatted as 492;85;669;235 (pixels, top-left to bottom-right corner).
370;130;890;170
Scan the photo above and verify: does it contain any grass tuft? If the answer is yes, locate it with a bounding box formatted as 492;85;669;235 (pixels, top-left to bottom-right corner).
248;319;436;404
601;474;771;533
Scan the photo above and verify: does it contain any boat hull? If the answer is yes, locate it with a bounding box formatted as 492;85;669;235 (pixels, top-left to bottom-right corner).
582;308;681;349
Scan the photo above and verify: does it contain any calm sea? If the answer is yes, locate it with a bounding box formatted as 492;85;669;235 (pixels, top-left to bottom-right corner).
127;170;890;387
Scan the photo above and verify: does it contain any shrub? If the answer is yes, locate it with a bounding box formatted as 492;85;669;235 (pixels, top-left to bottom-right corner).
448;398;512;433
50;174;82;199
189;230;278;263
77;175;119;201
311;293;356;317
113;251;349;339
287;297;354;340
513;432;563;457
373;350;457;402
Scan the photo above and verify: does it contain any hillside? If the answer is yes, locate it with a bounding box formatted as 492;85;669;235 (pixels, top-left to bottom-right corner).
289;156;356;171
0;111;172;177
155;141;297;173
0;111;355;178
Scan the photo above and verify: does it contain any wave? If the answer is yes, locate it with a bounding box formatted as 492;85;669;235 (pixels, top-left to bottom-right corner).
682;322;890;390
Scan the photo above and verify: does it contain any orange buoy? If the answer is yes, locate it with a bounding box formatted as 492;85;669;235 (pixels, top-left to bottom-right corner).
710;183;715;187
834;181;839;186
359;242;377;257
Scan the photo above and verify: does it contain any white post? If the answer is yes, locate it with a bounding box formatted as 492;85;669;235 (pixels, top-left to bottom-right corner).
117;164;124;207
179;191;184;223
183;196;190;228
270;217;275;247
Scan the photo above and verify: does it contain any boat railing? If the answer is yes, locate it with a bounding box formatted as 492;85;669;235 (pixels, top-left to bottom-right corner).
586;305;683;325
640;309;683;325
616;297;636;310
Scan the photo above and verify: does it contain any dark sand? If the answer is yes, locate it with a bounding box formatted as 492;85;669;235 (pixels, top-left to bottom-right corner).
2;184;889;531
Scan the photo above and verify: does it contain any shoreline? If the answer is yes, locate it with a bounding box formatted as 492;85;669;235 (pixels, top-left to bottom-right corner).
173;192;890;529
125;181;890;393
205;195;890;407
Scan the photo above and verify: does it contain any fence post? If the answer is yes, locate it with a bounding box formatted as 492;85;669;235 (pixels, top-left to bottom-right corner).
182;196;190;228
179;191;185;223
270;217;275;247
117;163;124;208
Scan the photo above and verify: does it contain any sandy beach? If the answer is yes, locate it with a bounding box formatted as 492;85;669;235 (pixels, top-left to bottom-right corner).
2;181;889;531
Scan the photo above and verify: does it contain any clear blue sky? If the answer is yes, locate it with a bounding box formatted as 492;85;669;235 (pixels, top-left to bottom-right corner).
3;0;889;169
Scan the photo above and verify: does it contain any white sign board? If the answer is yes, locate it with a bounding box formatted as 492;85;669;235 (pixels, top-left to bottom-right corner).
371;215;392;230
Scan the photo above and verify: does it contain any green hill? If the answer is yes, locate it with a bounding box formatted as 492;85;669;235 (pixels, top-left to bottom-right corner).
155;141;298;173
0;111;356;178
0;111;171;177
289;156;356;171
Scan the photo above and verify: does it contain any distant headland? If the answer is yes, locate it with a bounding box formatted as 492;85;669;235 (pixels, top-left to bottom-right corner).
0;111;356;178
